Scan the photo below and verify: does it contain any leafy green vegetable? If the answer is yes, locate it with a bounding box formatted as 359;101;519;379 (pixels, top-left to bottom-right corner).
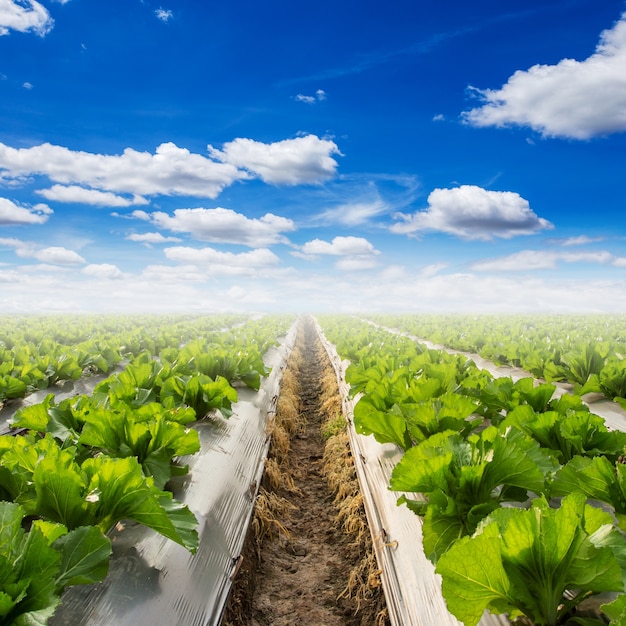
501;405;626;464
160;373;237;419
0;501;111;625
0;434;198;553
551;456;626;532
436;493;626;626
391;426;556;560
580;360;626;403
78;403;200;488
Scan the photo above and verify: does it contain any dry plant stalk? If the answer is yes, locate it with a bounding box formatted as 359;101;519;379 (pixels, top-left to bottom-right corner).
317;340;387;622
252;323;307;552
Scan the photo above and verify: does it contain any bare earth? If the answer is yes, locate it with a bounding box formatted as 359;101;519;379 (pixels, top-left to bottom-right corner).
223;318;387;626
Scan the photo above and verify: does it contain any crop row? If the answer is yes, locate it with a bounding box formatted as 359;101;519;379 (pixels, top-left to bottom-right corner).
0;314;294;625
318;315;626;626
0;313;251;405
363;314;626;407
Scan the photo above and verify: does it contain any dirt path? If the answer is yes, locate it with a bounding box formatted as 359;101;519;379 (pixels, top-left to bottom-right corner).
223;316;387;626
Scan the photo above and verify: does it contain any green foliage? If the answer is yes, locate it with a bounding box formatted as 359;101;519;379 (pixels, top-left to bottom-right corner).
501;405;626;464
391;426;557;560
0;434;198;553
160;373;237;419
0;501;111;625
436;493;626;626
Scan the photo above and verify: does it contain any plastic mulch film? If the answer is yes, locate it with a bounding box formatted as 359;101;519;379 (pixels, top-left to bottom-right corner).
49;320;298;626
314;318;510;626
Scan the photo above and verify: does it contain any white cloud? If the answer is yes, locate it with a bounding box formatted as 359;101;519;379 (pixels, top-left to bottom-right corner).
82;263;123;279
433;114;445;122
420;262;448;277
318;199;389;226
560;235;604;246
295;89;327;104
3;255;626;314
471;249;615;271
0;236;23;248
164;246;280;276
0;197;52;224
126;232;182;244
155;8;172;22
0;135;340;199
31;246;85;265
130;210;151;221
0;0;53;37
299;236;380;272
335;256;379;271
141;264;207;283
208;134;341;185
391;185;553;240
301;236;378;257
1;237;85;265
37;184;149;207
22;81;32;89
613;257;626;267
462;13;626;139
149;207;295;247
0;141;245;198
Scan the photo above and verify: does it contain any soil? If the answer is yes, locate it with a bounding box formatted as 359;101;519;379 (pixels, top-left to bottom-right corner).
223;317;388;626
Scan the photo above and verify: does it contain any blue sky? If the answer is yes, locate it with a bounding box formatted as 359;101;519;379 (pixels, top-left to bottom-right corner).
1;0;625;313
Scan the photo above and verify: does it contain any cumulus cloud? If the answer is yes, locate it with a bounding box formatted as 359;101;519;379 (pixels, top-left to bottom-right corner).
391;185;553;240
208;134;341;185
0;141;246;199
462;13;626;139
82;263;123;279
0;197;52;224
471;249;616;271
29;246;85;265
299;236;380;271
0;0;53;37
301;236;378;256
0;237;85;265
37;184;149;207
148;207;295;247
0;135;340;199
164;246;280;275
126;232;182;244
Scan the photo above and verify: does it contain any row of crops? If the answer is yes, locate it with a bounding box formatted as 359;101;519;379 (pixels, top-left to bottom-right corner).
0;314;295;625
0;314;251;406
365;314;626;407
317;315;626;626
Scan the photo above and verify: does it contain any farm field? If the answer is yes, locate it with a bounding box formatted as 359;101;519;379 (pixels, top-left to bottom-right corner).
2;313;626;625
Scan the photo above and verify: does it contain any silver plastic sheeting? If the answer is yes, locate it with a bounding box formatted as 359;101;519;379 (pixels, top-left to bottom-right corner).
50;321;298;626
314;318;509;626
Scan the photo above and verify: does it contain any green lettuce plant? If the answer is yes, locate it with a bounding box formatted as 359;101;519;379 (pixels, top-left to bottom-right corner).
436;493;626;626
0;501;111;625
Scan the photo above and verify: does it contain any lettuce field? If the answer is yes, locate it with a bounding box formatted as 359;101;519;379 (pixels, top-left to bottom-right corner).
1;313;626;626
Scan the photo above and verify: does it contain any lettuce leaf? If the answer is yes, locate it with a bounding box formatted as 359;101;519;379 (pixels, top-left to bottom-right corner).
436;493;625;626
0;501;110;625
391;426;557;560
